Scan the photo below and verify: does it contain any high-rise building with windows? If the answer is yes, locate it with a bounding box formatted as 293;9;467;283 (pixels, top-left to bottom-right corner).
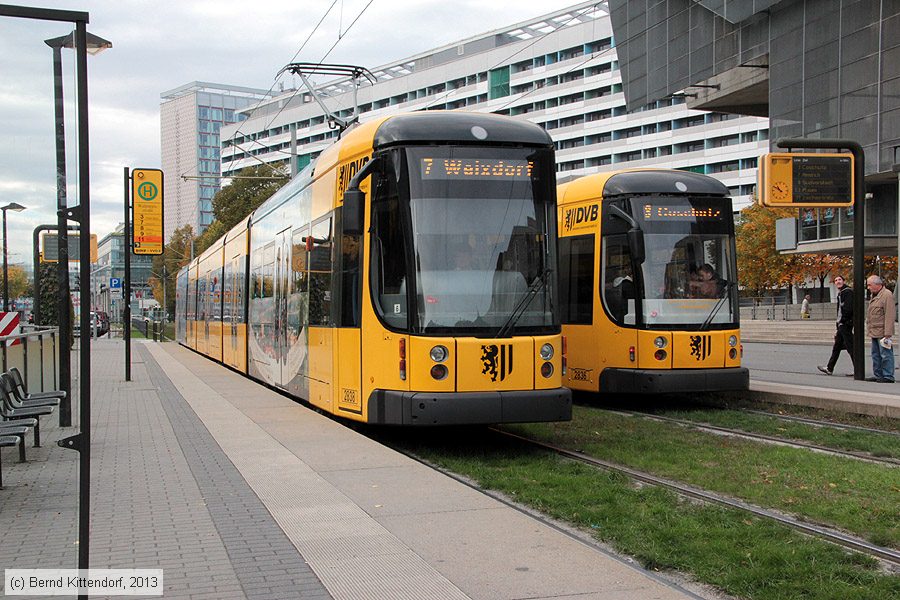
160;82;272;239
221;1;769;210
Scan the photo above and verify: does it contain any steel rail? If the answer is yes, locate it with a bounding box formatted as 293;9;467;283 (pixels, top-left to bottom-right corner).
492;428;900;566
604;409;900;467
739;408;900;438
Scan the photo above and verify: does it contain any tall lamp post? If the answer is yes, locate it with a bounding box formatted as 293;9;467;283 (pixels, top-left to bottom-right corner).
44;31;111;428
2;203;26;312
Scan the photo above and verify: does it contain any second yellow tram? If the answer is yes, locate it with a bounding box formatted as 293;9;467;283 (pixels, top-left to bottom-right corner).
557;169;749;394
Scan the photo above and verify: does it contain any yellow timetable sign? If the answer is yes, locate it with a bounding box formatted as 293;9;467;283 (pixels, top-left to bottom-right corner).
132;168;164;255
759;152;854;207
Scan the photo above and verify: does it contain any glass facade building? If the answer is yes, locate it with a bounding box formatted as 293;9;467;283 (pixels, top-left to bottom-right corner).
609;0;900;254
160;82;272;238
90;223;154;320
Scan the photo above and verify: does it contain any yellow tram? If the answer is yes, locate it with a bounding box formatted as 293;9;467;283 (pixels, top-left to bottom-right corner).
556;169;749;394
176;111;572;425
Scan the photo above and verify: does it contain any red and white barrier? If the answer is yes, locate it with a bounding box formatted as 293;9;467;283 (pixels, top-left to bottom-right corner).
0;311;21;346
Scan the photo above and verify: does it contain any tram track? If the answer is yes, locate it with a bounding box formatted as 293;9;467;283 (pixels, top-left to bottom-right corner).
490;426;900;567
602;408;900;467
737;407;900;437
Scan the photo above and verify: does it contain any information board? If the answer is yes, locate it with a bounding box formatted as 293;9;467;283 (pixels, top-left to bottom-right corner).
41;233;98;263
759;152;854;207
132;168;164;255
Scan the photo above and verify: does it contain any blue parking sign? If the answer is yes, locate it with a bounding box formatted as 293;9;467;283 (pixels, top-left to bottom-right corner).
110;278;122;289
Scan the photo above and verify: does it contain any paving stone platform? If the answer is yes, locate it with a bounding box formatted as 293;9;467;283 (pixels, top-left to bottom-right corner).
0;339;702;599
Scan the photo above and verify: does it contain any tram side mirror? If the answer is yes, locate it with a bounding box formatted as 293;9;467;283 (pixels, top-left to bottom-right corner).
627;227;645;265
343;189;365;235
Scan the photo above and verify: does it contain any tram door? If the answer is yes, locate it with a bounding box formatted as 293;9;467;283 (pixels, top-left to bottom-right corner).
274;229;291;387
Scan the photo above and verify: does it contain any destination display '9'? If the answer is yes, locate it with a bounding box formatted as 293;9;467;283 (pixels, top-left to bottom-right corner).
641;203;725;222
420;157;534;180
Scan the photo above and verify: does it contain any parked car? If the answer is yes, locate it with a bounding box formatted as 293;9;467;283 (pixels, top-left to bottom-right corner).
84;311;110;337
95;311;110;336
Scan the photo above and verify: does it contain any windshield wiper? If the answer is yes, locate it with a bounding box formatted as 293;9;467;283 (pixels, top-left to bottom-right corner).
494;268;552;338
699;281;735;331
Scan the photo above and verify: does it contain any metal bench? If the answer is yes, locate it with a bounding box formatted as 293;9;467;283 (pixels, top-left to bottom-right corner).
7;367;65;402
0;377;53;447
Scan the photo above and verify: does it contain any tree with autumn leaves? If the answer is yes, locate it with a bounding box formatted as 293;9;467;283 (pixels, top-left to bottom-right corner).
736;200;894;300
149;165;288;317
735;202;801;296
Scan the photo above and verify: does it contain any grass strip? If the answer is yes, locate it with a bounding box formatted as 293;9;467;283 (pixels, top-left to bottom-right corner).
398;430;899;600
653;407;900;459
512;407;900;549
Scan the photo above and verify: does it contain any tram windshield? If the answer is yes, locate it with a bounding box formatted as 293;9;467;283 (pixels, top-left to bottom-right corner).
601;196;738;330
370;146;558;335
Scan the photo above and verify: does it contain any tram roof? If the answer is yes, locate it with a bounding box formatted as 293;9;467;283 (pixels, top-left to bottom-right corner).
559;169;729;205
372;111;553;148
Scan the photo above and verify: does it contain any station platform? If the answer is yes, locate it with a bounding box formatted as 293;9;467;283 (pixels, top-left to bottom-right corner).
0;339;702;600
741;341;900;418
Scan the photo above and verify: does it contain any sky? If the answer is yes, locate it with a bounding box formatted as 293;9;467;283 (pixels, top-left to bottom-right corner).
0;0;585;273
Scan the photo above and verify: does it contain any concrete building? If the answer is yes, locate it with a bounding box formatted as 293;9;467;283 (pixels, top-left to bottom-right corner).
160;82;272;238
608;0;900;256
220;0;769;210
90;223;154;320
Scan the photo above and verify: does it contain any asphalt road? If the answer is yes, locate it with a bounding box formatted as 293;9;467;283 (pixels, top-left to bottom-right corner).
743;341;900;393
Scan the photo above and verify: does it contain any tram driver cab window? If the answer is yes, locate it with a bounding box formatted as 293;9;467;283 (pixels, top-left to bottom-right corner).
602;234;635;325
370;166;408;329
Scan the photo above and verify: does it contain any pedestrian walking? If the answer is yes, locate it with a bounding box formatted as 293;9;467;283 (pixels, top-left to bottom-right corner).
800;294;811;319
818;275;854;375
865;275;895;383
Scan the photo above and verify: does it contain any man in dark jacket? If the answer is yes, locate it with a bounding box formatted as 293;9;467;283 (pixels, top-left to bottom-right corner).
818;275;854;375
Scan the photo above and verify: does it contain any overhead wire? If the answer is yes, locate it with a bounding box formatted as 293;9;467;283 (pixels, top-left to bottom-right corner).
222;0;376;173
212;0;341;177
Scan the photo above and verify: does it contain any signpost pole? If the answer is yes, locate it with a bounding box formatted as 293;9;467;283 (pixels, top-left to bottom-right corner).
775;138;865;380
124;167;131;382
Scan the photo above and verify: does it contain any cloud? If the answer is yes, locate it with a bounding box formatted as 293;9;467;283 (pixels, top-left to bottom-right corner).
1;0;579;263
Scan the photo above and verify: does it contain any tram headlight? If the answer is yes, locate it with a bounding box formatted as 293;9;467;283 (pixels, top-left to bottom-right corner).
654;349;667;361
653;336;668;349
729;348;738;359
430;364;448;380
540;362;554;378
728;335;738;347
540;343;554;360
430;345;448;363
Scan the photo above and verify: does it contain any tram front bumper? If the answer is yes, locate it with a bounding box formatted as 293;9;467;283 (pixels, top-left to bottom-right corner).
599;367;749;394
367;388;572;425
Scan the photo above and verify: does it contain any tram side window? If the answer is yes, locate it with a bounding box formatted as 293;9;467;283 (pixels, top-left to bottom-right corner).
288;229;309;338
291;229;309;294
250;251;262;300
187;279;196;321
233;258;246;325
308;218;333;326
223;264;233;323
370;178;407;329
210;271;222;322
558;234;594;325
338;223;361;328
198;276;208;321
602;235;635;325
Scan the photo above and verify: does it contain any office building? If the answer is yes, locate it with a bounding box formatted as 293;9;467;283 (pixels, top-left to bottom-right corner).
221;1;769;210
160;82;272;238
90;223;154;319
608;0;900;255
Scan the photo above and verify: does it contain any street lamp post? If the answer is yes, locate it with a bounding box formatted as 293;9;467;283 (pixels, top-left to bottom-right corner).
44;31;111;427
1;203;26;312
